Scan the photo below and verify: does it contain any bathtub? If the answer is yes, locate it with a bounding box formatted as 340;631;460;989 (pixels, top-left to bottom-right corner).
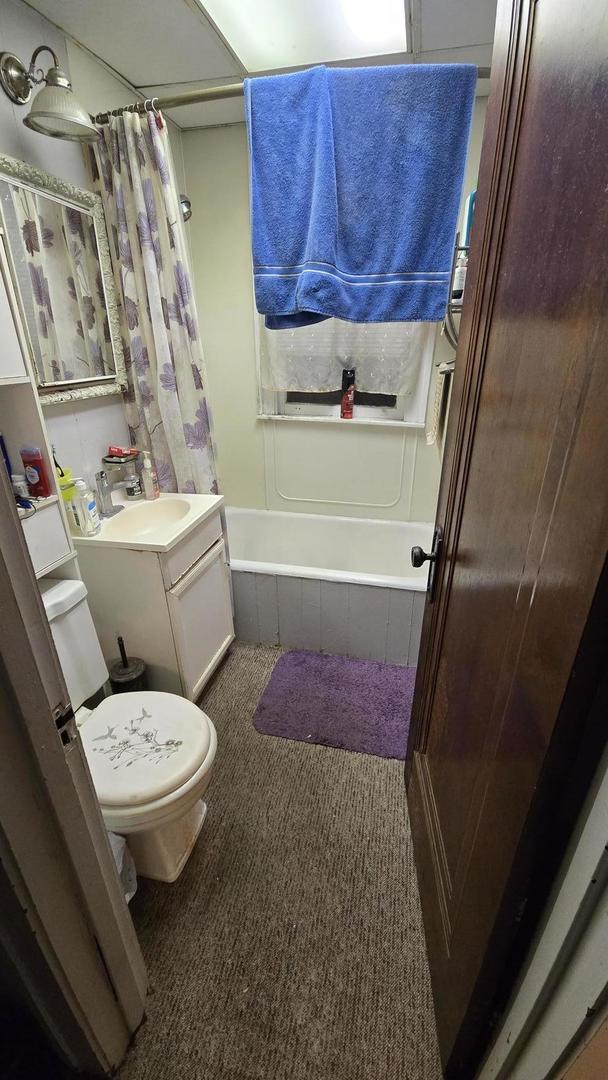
225;507;433;666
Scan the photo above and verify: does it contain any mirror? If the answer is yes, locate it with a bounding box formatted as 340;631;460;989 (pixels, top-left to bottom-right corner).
0;153;126;404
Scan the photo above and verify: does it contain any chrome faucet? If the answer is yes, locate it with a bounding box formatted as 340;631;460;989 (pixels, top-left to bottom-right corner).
95;468;139;517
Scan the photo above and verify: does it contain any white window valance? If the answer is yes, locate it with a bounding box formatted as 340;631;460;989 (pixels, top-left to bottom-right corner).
259;317;436;397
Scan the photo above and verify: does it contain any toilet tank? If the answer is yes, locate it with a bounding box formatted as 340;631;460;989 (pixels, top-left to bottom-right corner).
40;578;109;710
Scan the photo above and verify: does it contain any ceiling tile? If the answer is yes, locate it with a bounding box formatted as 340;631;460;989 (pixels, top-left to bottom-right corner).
200;0;408;72
24;0;242;85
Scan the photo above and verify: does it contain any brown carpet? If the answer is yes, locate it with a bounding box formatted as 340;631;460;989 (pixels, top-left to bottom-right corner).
120;643;441;1080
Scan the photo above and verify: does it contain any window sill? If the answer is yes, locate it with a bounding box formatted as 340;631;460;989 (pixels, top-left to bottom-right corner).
257;413;425;430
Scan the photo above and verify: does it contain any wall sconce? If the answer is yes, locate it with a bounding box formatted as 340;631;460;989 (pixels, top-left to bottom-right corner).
0;46;99;142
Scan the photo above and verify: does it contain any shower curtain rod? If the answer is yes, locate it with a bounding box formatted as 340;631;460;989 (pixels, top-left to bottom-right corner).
92;65;491;124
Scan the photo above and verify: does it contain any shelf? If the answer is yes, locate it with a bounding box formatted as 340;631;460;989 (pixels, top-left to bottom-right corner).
0;375;31;386
17;494;58;519
257;414;425;430
36;550;78;580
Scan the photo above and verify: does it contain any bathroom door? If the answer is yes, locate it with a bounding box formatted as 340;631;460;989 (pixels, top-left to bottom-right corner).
0;465;147;1074
406;0;608;1077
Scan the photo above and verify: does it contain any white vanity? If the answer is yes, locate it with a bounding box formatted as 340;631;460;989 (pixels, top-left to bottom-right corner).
75;495;234;700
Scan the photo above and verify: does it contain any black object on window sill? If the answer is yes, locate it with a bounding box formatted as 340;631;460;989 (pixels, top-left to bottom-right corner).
285;390;397;407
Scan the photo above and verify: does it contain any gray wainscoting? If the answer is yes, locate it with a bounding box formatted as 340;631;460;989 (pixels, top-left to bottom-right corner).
231;571;425;666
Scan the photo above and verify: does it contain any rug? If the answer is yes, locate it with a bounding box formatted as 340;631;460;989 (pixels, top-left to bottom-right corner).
252;650;416;760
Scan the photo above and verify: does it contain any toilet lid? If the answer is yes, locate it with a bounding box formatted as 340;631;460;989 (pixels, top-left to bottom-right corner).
80;691;211;808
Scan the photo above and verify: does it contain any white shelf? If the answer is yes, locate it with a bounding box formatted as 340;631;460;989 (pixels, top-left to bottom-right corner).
17;494;59;519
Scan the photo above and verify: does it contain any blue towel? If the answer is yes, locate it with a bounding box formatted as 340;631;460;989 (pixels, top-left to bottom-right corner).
245;64;477;328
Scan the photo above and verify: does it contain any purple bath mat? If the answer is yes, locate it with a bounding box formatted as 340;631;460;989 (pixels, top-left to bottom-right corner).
253;651;416;760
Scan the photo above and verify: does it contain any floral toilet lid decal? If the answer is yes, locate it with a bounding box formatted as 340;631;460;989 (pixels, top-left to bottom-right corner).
80;691;211;807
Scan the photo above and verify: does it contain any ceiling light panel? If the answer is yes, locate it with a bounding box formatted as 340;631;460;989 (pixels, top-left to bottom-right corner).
200;0;408;72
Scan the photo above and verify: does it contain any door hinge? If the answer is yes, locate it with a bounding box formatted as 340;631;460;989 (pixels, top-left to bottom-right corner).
53;702;77;747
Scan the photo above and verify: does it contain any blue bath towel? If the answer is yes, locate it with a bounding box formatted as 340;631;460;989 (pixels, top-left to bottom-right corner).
245;64;477;328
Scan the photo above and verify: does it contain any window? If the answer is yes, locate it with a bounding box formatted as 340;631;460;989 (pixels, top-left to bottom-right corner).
256;314;435;425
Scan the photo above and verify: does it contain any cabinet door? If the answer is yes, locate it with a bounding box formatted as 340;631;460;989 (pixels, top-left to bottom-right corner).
167;539;234;700
0;233;28;382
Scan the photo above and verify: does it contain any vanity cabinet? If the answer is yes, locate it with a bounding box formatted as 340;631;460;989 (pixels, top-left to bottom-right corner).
75;505;235;701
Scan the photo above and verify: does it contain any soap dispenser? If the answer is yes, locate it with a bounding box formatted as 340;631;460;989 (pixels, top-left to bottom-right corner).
142;452;160;500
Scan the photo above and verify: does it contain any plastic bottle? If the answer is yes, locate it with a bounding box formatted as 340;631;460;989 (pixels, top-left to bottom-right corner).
11;473;30;498
452;252;468;301
74;479;100;536
341;368;355;419
142;452;160;500
125;472;144;500
20;445;52;498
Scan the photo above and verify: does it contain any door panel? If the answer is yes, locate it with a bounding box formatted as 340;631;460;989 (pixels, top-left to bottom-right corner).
0;460;146;1072
407;0;608;1075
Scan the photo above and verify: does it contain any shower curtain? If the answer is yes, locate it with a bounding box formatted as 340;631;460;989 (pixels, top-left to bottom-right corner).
90;111;217;494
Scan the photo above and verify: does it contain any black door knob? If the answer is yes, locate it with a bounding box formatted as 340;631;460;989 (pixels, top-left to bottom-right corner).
411;545;435;568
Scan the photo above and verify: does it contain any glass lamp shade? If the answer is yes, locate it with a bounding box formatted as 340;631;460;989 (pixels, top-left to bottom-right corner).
23;78;99;142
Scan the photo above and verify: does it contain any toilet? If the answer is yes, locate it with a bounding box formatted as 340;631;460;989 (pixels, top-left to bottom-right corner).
40;577;217;883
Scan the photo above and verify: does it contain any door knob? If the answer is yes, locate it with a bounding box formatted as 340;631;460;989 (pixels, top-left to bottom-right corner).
411;545;436;568
411;526;443;602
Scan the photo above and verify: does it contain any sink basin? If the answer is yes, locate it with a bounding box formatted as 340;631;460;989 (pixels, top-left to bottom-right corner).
74;491;224;553
101;497;191;540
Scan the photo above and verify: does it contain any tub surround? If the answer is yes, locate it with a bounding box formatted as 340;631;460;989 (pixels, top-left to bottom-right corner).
226;507;430;665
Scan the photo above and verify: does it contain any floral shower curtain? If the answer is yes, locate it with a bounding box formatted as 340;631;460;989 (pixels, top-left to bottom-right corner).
90;110;217;494
9;185;112;382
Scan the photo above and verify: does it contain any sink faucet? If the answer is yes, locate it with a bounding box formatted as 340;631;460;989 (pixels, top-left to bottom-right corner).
95;468;141;517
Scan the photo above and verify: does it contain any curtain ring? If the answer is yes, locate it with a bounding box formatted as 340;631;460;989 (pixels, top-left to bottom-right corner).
143;98;152;112
151;96;160;115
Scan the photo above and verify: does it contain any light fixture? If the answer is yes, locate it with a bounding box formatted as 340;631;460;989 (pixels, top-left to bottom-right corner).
0;46;99;143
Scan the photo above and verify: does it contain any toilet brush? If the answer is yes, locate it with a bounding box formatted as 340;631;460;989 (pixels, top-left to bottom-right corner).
109;635;148;694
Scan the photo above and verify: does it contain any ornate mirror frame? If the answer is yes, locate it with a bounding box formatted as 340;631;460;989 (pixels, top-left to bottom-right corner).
0;152;127;406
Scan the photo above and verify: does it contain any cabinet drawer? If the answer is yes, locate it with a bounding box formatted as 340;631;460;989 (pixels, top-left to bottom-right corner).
22;500;71;577
160;509;222;588
167;539;234;700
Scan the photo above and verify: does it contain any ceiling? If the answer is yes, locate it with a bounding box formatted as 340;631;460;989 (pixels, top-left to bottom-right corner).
25;0;496;129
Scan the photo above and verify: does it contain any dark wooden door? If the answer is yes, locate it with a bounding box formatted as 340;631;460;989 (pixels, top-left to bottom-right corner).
406;0;608;1076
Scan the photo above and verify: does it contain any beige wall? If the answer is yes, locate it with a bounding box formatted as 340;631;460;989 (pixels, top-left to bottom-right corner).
183;96;486;519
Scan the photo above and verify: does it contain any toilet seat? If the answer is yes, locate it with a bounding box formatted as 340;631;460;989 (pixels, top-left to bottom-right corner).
80;691;216;832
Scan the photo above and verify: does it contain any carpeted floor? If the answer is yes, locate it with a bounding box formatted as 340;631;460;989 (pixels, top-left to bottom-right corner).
120;643;441;1080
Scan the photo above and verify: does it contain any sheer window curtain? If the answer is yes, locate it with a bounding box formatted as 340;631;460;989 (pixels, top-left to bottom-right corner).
89;111;218;494
259;316;435;415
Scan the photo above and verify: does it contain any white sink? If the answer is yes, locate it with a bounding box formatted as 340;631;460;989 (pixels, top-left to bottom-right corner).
102;497;191;540
73;492;224;553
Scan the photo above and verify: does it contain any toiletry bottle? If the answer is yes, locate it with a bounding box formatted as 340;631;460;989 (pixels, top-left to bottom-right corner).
74;479;100;536
142;452;160;500
341;368;355;419
11;473;30;498
452;251;468;301
20;445;52;497
125;471;144;500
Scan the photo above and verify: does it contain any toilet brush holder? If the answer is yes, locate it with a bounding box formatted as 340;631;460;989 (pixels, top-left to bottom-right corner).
109;635;148;694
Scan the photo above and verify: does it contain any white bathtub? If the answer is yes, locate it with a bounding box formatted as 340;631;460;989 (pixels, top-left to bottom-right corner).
225;507;433;665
